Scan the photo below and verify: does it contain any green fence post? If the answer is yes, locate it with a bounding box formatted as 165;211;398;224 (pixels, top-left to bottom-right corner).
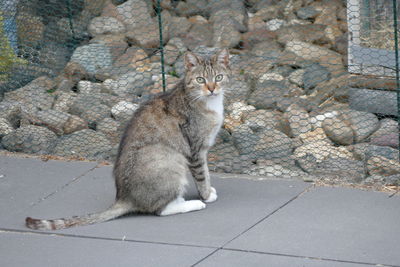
393;0;400;160
157;0;166;92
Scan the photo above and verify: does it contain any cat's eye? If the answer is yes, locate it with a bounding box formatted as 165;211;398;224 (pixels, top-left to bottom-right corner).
196;77;206;84
215;74;224;82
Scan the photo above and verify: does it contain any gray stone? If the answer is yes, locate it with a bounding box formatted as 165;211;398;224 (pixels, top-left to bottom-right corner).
183;23;214;50
77;81;104;94
288;69;305;87
81;104;111;126
69;95;111;125
247;81;289;109
71;43;113;75
367;156;400;176
104;71;153;97
352;143;399;161
225;76;252;106
243;109;282;132
53;129;112;160
232;124;260;158
322;114;354;145
53;91;77;113
97;118;122;145
0;101;21;126
345;110;380;143
296;6;320;20
111;101;139;121
285;41;343;67
303;63;331;91
210;10;241;48
4;76;55;112
35;109;71;135
314;158;366;182
0;118;13;137
369;118;399;148
349;88;398;116
2;125;57;154
255;129;293;160
277;24;327;45
284;104;312;137
166;13;192;39
88;16;125;36
244;159;306;178
63;115;88;134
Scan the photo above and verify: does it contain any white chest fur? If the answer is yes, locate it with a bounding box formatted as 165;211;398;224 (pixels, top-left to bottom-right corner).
205;94;224;147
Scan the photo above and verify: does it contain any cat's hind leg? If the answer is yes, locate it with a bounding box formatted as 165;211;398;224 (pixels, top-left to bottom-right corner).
158;197;206;216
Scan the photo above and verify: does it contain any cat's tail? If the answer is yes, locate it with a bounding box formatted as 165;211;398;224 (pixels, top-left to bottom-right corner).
25;201;133;231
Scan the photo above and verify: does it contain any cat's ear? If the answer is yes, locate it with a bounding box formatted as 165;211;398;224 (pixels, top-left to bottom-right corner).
184;52;200;71
215;49;229;68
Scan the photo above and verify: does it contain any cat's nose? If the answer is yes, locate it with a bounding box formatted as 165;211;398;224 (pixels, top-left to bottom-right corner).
207;83;215;92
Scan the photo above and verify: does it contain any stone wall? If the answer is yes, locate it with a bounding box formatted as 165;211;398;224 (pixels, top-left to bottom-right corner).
0;0;399;186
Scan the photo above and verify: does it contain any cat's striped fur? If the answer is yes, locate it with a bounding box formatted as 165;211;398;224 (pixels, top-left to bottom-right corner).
26;49;230;230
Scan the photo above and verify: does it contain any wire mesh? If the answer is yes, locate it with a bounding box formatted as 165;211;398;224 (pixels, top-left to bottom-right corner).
0;0;399;187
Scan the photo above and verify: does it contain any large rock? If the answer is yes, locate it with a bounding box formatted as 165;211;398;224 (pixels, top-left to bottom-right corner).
53;129;112;160
284;104;312;137
70;43;113;75
247;80;289;109
303;63;331;91
242;109;282;132
369;119;399;148
90;34;129;61
346;110;380;143
2;125;57;154
367;156;400;176
88;16;125;36
322;113;354;145
352;143;399;161
277;24;326;44
0;118;13;137
0;101;21;126
111;101;139;121
285;40;343;67
97;117;122;145
210;9;241;48
116;0;160;48
35;109;71;135
310;158;366;183
103;70;153;97
63;115;88;134
4;76;55;112
294;140;354;172
232;125;292;161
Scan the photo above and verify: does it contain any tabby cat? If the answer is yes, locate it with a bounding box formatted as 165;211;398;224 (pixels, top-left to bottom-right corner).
26;49;230;230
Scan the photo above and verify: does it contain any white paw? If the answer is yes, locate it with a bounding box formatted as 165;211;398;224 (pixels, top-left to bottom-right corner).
205;187;218;203
188;200;207;211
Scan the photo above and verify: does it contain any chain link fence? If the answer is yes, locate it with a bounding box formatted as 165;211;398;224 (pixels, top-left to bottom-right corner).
0;0;399;187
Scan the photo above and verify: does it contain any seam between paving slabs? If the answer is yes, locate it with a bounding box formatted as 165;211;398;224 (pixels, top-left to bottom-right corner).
30;163;101;207
191;184;314;267
0;228;218;250
220;248;400;267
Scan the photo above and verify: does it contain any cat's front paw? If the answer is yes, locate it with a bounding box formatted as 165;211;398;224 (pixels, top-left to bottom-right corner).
205;187;218;203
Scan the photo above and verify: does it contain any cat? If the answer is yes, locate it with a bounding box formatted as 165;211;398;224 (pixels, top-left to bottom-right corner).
25;49;230;230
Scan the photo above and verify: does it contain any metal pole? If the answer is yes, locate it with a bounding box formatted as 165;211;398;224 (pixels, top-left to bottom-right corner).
392;0;400;161
156;0;166;92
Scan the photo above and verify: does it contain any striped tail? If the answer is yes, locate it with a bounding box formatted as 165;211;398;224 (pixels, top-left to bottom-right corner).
25;201;133;230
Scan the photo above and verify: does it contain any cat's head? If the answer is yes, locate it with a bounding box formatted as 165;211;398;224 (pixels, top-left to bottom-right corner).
184;49;230;101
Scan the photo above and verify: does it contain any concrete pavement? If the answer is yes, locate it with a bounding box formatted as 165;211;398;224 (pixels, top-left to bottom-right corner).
0;155;399;267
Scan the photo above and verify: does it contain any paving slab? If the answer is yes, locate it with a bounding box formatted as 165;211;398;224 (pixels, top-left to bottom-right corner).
196;249;374;267
0;231;214;267
225;187;400;267
22;165;309;247
0;156;97;228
